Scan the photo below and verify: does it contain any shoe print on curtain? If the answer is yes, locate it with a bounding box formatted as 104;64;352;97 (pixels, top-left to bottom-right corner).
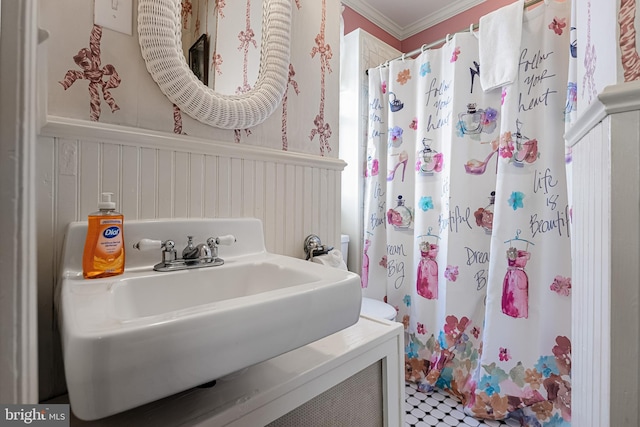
388;151;409;181
472;2;572;423
365;30;502;416
362;1;573;425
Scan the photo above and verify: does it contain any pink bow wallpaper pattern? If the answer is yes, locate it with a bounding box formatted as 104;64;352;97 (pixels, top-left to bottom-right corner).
59;25;121;122
55;1;337;156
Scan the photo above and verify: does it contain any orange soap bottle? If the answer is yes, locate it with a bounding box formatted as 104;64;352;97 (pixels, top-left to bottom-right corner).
82;192;125;279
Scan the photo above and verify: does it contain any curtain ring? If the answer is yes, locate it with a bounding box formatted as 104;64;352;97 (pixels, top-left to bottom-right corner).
421;44;427;53
470;23;479;39
445;33;451;44
401;53;406;62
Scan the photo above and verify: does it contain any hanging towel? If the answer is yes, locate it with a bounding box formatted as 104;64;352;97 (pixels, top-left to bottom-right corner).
479;0;525;91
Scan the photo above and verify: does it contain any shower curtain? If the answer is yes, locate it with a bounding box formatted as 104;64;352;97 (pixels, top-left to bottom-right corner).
362;2;572;424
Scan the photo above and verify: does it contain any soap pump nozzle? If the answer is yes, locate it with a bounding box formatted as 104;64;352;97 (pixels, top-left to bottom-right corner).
98;192;116;211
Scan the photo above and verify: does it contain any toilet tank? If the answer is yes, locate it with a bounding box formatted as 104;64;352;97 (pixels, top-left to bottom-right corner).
340;234;349;266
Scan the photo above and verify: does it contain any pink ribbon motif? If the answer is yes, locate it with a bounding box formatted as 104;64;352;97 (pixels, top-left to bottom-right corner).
211;53;224;76
281;64;301;151
310;114;332;155
309;1;333;156
216;0;226;18
237;29;257;51
181;0;193;29
59;25;121;122
173;104;185;135
310;33;333;74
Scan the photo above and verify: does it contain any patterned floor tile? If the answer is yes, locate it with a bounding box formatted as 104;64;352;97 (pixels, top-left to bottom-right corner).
404;382;514;427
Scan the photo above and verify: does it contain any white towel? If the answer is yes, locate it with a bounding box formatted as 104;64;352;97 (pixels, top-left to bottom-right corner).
479;0;525;92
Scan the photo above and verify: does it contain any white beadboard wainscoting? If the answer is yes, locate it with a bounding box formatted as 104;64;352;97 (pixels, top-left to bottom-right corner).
36;116;346;400
566;83;640;427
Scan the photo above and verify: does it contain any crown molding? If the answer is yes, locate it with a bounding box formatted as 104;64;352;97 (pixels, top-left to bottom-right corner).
342;0;404;39
403;0;485;40
342;0;485;41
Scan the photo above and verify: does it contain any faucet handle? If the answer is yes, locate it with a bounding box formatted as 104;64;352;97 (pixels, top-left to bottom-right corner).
209;235;236;246
206;235;236;258
133;239;163;251
133;239;176;253
134;238;177;265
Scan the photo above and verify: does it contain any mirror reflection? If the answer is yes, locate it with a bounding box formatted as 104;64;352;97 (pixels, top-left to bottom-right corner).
181;0;262;95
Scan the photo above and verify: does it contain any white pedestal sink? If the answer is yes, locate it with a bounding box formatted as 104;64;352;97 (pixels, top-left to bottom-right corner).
57;218;362;420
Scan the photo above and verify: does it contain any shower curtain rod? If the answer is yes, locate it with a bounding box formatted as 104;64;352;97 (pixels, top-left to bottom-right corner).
372;0;545;70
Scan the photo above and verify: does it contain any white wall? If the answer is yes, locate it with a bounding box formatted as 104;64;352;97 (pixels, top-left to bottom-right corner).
0;0;39;404
340;29;400;274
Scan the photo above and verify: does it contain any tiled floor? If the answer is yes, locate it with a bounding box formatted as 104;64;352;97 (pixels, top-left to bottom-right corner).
404;382;519;427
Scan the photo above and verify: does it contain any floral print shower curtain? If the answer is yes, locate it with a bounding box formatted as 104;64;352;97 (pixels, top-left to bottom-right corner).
362;2;572;424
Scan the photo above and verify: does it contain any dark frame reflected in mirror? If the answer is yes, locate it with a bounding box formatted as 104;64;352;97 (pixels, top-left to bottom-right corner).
189;34;209;85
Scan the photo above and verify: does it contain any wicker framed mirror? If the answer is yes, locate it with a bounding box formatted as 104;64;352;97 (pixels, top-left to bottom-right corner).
138;0;291;129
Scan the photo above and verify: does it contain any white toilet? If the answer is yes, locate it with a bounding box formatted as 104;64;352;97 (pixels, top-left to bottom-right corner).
360;296;398;321
342;235;397;322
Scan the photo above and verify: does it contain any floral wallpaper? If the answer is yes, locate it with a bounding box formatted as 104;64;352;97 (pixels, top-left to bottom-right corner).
41;0;340;157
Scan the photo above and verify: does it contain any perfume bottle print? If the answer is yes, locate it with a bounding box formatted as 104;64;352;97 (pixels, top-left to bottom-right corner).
417;138;443;176
416;229;440;300
501;230;534;319
387;195;413;230
474;191;495;234
458;103;485;135
457;105;499;137
365;155;379;177
512;120;539;166
389;92;404;112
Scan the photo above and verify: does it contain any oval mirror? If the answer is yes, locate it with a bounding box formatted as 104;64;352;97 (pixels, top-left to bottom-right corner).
138;0;291;129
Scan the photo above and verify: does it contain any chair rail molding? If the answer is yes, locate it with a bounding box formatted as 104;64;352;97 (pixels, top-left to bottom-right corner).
565;80;640;147
569;81;640;426
40;116;347;171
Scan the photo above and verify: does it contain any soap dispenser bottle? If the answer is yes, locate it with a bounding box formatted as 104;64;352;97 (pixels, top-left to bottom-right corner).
82;192;125;279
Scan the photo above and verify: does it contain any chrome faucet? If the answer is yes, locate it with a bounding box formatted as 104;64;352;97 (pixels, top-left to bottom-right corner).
133;235;236;272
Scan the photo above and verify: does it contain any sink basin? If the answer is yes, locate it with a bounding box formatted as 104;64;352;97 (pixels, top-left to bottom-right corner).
57;218;361;420
111;260;324;320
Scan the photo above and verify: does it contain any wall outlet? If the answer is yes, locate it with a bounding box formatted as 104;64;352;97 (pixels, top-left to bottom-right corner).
94;0;132;36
